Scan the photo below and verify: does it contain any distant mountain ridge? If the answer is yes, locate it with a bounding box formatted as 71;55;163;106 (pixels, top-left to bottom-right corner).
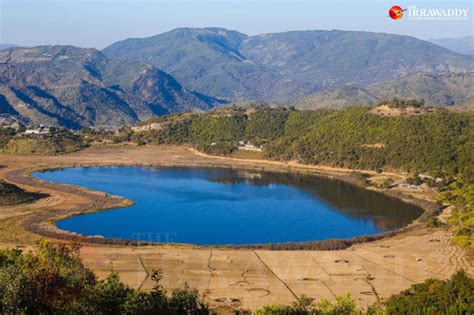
103;28;474;102
0;44;19;51
294;72;474;109
0;46;223;128
430;36;474;56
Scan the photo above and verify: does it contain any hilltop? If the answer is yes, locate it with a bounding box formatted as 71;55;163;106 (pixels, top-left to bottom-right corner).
0;125;85;155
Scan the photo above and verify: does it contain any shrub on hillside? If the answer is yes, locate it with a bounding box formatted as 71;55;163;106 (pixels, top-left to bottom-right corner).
197;142;237;156
381;270;473;314
256;294;357;315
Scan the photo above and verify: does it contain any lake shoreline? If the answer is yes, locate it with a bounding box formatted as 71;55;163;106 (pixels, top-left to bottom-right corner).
0;145;438;249
0;145;470;311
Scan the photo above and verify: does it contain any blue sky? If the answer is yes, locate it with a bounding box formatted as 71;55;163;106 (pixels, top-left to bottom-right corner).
1;0;473;48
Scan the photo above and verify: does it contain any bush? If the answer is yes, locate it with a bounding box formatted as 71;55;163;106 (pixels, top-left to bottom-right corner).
197;142;237;156
382;270;474;314
405;174;423;186
257;272;474;314
426;217;446;228
256;294;357;315
442;180;474;250
0;241;95;313
378;179;394;189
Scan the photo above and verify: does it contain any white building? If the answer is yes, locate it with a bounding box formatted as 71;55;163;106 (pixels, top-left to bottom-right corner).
237;140;263;152
131;123;164;132
399;183;423;192
25;125;50;135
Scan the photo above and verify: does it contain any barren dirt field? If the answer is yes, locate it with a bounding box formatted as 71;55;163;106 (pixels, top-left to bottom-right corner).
0;145;472;312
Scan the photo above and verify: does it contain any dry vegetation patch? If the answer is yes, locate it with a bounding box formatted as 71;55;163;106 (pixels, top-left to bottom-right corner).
369;105;435;117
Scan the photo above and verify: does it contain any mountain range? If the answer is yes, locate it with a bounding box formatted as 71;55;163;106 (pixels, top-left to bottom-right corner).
0;46;223;129
103;28;474;102
0;44;19;51
294;72;474;109
1;28;473;128
430;36;474;56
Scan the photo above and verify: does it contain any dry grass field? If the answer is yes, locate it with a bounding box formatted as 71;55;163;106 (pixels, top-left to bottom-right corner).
0;145;472;311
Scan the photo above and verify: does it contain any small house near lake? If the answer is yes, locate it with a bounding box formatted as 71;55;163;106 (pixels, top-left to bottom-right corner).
237;141;263;152
25;125;50;135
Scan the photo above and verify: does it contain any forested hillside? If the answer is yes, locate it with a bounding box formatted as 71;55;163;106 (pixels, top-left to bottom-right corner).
117;106;473;182
266;107;472;180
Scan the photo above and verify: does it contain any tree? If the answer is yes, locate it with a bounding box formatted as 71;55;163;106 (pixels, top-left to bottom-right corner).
383;270;474;314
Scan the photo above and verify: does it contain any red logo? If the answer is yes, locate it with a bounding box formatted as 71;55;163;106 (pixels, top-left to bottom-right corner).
389;5;405;20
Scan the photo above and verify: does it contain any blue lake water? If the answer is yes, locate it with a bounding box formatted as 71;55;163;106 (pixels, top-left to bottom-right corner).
33;167;423;245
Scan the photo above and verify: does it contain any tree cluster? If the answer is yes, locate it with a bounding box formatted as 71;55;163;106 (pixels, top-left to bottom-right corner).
0;241;208;314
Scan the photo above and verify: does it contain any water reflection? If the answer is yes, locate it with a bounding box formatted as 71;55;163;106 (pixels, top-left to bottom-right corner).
208;169;423;230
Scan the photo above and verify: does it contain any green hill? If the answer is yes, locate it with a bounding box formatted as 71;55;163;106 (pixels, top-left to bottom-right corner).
0;127;85;155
